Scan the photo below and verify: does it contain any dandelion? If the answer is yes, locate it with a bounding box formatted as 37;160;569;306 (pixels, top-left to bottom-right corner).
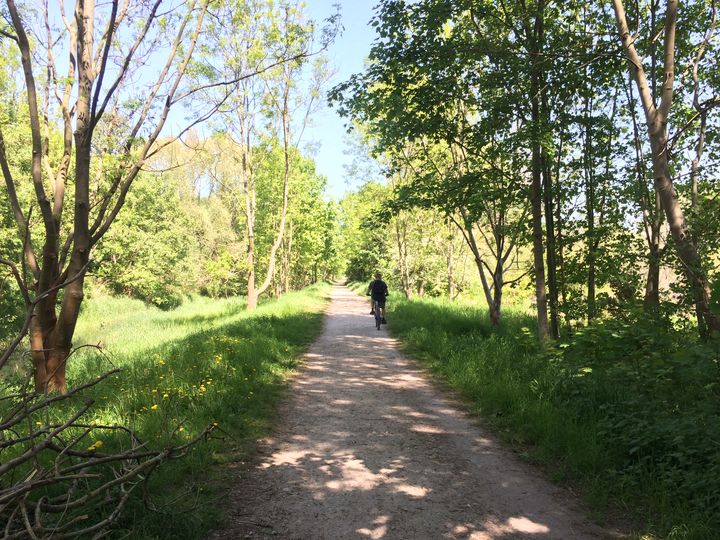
159;359;166;365
151;404;159;411
86;440;103;452
163;393;169;399
35;421;42;426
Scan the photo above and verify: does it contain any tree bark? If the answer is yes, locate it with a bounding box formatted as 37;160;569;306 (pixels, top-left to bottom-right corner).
583;96;597;324
446;218;456;300
543;147;559;338
394;212;412;299
529;0;549;341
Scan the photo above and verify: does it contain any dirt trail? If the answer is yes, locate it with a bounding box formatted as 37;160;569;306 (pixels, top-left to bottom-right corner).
214;285;615;539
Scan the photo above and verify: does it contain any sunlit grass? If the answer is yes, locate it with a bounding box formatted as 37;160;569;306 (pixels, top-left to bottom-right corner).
386;294;720;540
1;283;331;539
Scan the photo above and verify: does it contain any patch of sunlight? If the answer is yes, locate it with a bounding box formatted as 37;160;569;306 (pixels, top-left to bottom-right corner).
410;423;447;435
357;515;390;539
391;482;429;498
507;516;550;533
476;516;551;538
261;449;309;468
325;457;380;491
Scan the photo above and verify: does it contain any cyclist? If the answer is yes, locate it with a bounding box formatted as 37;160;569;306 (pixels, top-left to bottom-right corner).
367;272;389;324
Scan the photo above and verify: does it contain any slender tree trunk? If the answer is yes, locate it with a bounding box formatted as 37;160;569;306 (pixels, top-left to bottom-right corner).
556;190;571;332
242;138;259;310
447;218;456;300
543;149;559;338
459;214;503;326
394;212;412;299
529;0;548;340
583;97;597;323
282;219;293;294
644;212;661;312
627;70;663;313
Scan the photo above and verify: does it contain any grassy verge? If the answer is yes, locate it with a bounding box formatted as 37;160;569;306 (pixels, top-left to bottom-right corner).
1;283;331;539
384;293;720;540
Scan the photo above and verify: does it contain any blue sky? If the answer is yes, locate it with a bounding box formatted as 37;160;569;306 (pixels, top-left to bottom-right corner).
303;0;380;199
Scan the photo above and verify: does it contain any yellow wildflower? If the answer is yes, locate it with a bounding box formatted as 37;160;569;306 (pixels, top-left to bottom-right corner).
86;440;103;452
151;404;159;411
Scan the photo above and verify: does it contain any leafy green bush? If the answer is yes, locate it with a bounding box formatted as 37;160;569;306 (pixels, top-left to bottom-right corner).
93;172;194;309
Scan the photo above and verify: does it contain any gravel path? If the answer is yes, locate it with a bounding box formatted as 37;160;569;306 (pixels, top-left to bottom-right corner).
214;285;616;540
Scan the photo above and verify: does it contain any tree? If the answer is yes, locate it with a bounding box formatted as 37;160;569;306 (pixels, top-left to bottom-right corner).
612;0;720;334
0;0;222;392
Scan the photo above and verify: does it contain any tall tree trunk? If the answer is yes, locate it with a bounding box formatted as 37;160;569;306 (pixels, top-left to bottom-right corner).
543;148;559;338
529;0;549;340
282;219;293;295
33;0;95;393
446;218;456;300
583;96;597;323
555;184;571;332
614;0;720;333
458;213;503;326
644;209;662;312
242;136;259;310
394;213;412;299
627;70;663;313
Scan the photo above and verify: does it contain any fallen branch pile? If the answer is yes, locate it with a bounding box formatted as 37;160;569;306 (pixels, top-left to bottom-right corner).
0;370;214;539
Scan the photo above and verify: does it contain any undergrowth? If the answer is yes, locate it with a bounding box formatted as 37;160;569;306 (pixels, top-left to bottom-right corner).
0;283;331;539
387;295;720;540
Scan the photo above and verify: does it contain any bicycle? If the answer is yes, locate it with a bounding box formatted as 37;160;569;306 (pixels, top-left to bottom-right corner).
373;299;382;330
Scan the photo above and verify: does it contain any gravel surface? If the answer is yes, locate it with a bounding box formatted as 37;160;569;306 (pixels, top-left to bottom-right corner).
213;285;618;540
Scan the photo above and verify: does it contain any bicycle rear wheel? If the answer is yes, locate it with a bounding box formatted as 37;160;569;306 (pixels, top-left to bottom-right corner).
374;301;382;330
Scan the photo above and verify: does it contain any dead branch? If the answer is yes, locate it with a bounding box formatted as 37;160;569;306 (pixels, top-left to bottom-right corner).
0;368;215;539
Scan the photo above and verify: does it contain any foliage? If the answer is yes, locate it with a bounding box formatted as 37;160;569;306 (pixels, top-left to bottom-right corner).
94;172;195;309
338;182;394;282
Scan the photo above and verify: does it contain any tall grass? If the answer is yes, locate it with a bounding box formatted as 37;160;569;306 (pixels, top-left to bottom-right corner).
1;283;331;539
386;294;720;540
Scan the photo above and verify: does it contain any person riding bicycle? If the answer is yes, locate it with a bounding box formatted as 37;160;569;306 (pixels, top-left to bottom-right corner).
367;272;389;324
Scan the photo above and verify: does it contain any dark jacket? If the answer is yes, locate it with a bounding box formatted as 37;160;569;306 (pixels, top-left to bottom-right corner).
368;279;389;301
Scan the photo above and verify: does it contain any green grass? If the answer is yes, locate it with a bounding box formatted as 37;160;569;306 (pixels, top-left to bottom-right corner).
1;283;331;539
385;294;720;540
